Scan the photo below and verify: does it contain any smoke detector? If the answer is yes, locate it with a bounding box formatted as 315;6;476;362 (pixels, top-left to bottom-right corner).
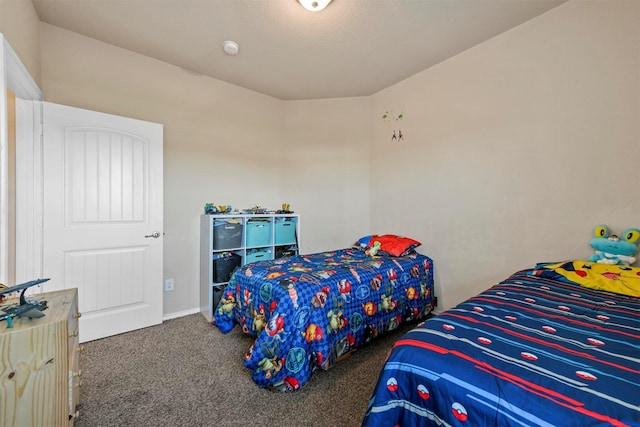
223;40;239;55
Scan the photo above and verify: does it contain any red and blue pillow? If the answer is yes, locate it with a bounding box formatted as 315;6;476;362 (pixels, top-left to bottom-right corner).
353;234;421;257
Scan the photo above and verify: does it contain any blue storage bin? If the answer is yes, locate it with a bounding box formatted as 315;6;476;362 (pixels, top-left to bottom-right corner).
246;248;273;264
246;219;272;247
274;218;297;245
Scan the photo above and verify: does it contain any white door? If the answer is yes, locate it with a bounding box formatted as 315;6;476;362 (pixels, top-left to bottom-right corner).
43;102;163;343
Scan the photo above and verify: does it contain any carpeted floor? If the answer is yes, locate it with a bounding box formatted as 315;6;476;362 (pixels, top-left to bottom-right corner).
74;313;415;427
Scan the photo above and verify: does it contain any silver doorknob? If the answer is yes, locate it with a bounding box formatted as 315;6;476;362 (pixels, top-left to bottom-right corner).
145;231;161;238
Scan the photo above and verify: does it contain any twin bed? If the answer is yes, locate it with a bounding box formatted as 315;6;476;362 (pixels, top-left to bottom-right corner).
363;261;640;426
213;235;435;391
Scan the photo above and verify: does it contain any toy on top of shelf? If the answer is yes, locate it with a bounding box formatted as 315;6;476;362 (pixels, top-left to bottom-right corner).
277;203;294;214
204;203;235;214
243;205;271;214
204;203;219;214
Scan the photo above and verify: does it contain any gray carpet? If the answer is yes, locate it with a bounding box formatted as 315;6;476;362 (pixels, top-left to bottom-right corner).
75;313;415;427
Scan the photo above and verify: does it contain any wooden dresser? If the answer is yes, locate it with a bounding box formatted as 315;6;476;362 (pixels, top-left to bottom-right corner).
0;288;81;426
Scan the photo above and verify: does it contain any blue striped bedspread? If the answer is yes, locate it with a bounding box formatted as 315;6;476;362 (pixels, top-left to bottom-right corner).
362;267;640;426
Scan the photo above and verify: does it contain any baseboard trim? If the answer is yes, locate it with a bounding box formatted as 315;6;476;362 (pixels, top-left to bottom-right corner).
163;307;200;321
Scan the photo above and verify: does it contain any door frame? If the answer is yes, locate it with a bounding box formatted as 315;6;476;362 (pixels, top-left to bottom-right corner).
0;34;43;285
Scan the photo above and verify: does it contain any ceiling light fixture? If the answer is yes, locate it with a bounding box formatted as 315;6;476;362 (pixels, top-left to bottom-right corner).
223;40;239;55
297;0;332;12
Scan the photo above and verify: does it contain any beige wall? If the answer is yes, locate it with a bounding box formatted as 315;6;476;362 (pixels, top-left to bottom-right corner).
371;0;640;310
2;0;639;316
0;0;41;85
282;97;371;253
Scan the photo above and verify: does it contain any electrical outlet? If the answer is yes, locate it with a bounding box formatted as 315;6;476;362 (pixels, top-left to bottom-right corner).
164;278;175;292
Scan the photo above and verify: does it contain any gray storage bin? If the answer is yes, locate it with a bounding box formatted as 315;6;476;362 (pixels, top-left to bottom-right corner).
212;253;241;282
213;219;243;249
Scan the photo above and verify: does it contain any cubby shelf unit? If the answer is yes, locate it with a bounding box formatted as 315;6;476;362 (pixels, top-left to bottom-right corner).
199;213;300;322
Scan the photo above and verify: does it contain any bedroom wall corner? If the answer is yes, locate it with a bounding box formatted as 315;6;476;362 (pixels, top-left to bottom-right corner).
282;97;372;254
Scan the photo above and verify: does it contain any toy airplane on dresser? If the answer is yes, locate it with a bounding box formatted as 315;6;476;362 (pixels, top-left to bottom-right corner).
0;278;50;328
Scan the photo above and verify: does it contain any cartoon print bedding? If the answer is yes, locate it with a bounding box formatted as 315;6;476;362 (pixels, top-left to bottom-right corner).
362;262;640;427
213;248;435;391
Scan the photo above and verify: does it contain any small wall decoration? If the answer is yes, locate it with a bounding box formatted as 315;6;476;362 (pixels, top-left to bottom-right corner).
381;110;405;142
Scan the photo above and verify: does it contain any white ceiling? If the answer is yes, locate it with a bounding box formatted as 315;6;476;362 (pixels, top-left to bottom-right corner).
32;0;566;101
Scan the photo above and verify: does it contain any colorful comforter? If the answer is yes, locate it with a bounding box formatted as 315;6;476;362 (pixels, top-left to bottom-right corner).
363;263;640;426
213;248;435;391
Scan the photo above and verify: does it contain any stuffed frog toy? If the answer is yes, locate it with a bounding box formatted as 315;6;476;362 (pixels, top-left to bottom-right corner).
587;225;640;265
